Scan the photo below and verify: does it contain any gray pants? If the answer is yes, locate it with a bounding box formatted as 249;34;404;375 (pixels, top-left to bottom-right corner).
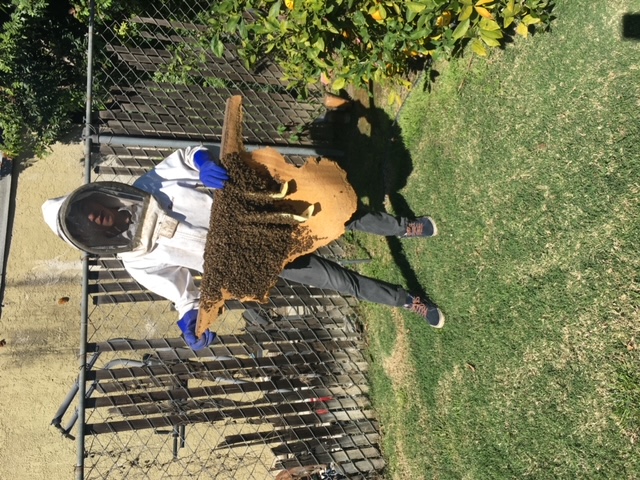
280;212;409;307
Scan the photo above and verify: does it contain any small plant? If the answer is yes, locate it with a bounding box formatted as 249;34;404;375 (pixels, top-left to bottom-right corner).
277;123;309;142
196;0;554;91
151;39;231;89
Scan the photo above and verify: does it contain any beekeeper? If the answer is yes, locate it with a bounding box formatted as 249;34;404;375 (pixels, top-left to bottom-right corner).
43;147;444;350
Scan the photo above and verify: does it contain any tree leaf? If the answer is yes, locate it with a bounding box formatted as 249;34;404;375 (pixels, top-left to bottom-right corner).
406;2;427;13
471;38;487;56
516;22;529;37
332;76;346;91
480;27;503;39
479;18;501;30
211;37;225;57
230;15;244;32
522;14;541;26
417;12;431;29
475;0;494;5
387;89;398;106
459;5;473;21
410;28;431;40
325;21;339;34
474;6;493;19
238;21;248;38
268;0;282;18
503;14;514;28
480;34;501;47
452;18;470;39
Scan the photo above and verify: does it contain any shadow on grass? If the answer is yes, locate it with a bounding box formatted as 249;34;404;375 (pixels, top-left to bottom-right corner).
622;13;640;40
316;86;437;305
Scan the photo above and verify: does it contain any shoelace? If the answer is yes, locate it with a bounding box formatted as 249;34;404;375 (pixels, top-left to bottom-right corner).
409;296;429;316
405;221;424;237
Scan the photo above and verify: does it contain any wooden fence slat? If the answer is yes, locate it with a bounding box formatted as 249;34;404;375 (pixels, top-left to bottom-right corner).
220;426;379;449
85;407;326;435
88;382;344;409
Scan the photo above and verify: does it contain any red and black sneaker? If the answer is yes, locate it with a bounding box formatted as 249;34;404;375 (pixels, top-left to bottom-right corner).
404;295;445;328
400;216;438;238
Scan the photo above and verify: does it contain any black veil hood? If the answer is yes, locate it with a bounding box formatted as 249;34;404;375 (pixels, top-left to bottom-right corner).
57;182;150;255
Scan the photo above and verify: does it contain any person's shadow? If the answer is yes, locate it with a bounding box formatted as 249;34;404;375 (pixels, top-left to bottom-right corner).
309;86;436;304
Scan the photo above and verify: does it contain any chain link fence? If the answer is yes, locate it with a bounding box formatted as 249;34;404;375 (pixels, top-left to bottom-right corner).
52;1;385;479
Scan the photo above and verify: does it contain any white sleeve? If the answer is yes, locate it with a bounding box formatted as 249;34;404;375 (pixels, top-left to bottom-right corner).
182;145;209;170
122;258;200;319
133;146;224;194
154;146;217;174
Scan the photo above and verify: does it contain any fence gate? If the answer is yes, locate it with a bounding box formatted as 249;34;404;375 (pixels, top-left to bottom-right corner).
52;1;386;479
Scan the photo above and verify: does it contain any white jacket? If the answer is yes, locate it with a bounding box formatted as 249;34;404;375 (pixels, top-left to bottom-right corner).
42;146;214;318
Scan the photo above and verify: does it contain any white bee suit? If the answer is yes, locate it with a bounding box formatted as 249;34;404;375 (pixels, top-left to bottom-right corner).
42;146;215;317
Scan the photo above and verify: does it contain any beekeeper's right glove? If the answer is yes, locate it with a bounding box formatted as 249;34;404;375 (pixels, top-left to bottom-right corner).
177;309;216;350
193;150;228;189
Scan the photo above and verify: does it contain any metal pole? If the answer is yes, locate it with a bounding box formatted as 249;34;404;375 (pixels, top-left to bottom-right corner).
76;0;95;477
89;134;344;158
51;352;101;434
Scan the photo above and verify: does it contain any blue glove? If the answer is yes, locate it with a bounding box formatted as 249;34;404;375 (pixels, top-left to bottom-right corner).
177;309;216;350
193;150;229;189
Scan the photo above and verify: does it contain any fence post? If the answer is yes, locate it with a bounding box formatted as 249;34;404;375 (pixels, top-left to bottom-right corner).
76;0;97;478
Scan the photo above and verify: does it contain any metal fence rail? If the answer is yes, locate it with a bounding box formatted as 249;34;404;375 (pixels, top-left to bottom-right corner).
52;1;384;479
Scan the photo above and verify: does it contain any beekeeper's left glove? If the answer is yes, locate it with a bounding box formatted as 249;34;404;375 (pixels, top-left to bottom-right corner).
193;150;229;189
177;309;216;350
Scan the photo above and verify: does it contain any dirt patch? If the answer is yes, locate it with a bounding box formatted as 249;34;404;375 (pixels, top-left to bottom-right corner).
381;311;421;480
0;140;84;480
383;310;415;390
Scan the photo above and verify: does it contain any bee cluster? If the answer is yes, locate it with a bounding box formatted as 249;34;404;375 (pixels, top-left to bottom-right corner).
200;152;313;311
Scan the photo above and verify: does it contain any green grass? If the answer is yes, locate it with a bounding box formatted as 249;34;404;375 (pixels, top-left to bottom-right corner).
352;1;640;478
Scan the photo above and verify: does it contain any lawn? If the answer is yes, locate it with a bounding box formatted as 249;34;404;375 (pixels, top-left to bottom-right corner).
349;1;640;478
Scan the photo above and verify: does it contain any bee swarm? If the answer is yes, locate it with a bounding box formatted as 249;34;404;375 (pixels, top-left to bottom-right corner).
199;152;313;311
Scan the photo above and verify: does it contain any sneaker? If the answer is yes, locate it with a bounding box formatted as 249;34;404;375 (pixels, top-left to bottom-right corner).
400;216;437;238
405;295;445;328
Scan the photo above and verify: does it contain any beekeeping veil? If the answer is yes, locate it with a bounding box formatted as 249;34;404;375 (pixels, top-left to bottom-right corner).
54;182;151;255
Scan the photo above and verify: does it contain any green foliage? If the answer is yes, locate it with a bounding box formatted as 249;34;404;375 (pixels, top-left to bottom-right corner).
150;41;230;89
0;1;86;157
70;0;145;23
196;0;554;91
